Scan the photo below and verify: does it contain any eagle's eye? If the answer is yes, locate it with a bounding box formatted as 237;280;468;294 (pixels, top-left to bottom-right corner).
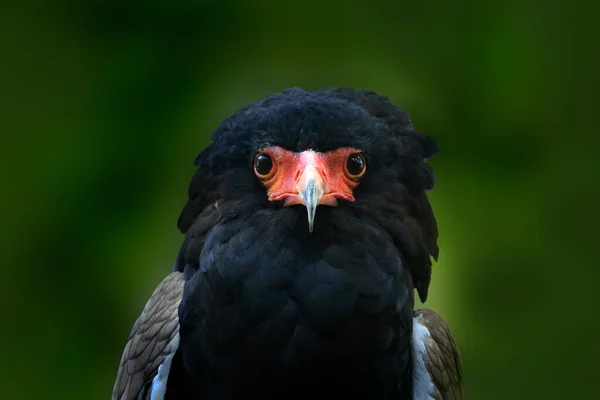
254;153;274;178
345;153;366;178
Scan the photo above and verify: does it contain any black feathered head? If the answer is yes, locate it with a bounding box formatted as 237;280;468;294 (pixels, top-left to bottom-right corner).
177;88;439;302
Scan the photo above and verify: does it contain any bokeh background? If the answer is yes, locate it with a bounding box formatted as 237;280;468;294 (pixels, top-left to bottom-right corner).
2;0;598;398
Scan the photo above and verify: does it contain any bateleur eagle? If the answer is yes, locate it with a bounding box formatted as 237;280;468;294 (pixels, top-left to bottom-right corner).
112;88;464;400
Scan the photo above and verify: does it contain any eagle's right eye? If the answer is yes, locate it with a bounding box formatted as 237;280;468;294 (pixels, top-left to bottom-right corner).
254;153;274;177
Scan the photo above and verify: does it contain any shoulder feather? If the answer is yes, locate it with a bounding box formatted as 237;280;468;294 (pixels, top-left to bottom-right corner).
412;308;464;400
112;272;184;400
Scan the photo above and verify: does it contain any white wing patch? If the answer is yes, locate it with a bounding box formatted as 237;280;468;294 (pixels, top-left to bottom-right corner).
149;334;180;400
412;319;436;400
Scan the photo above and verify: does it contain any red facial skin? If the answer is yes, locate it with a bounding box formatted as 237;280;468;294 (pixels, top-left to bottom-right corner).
254;146;366;207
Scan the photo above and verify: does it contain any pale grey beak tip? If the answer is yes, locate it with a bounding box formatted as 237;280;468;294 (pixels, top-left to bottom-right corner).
307;210;316;233
302;179;323;233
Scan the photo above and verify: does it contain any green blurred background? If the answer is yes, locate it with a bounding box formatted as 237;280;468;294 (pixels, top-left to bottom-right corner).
1;0;598;398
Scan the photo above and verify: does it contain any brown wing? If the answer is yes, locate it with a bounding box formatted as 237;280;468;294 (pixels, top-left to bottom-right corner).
112;272;184;400
413;308;465;400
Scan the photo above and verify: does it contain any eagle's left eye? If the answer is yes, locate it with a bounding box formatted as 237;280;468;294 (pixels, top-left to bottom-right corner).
345;153;366;178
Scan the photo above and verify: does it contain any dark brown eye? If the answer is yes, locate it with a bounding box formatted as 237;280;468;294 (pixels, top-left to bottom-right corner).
346;153;366;177
254;153;273;177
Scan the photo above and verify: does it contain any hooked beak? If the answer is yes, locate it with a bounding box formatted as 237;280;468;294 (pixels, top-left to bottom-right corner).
296;165;325;233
